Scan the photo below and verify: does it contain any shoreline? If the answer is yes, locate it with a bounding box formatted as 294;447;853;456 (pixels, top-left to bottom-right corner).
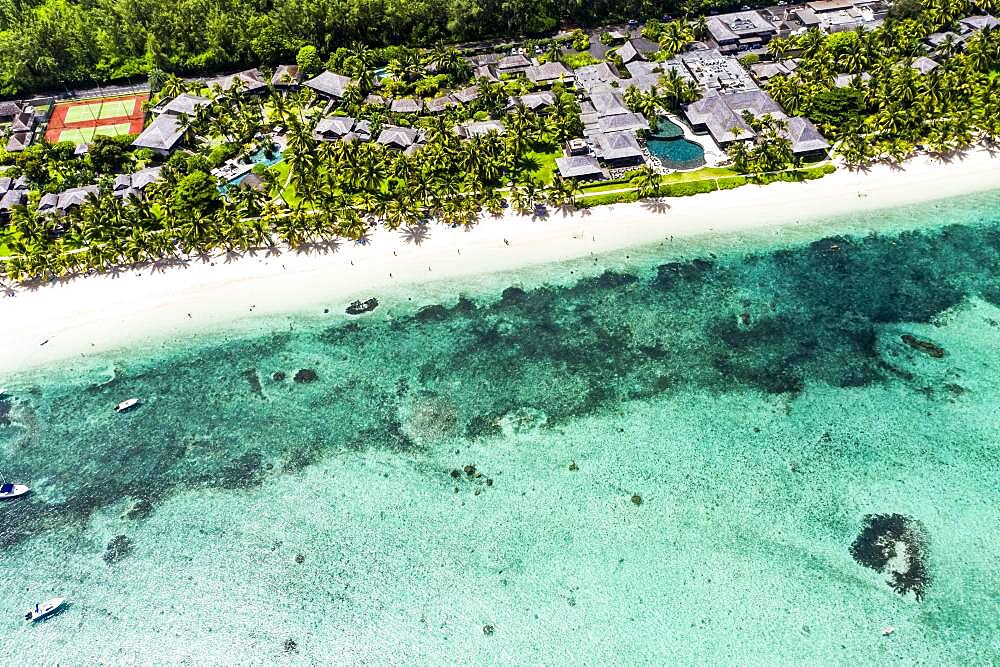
2;148;1000;376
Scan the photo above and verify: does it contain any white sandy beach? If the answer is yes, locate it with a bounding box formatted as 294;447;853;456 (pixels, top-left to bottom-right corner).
2;148;999;375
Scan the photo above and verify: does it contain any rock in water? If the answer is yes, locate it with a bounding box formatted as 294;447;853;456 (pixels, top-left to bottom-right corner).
242;368;265;398
124;498;154;521
900;334;944;358
346;298;379;315
104;535;134;564
850;513;930;600
293;369;318;383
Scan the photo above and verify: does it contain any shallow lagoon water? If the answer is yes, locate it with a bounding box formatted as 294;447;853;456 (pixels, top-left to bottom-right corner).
2;190;999;663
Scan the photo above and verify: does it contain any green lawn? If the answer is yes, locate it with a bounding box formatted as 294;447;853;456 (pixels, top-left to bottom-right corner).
577;166;740;195
526;147;560;185
64;98;136;123
56;123;132;145
269;161;302;207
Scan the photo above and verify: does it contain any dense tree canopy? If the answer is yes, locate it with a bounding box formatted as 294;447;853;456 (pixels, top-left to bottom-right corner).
0;0;705;96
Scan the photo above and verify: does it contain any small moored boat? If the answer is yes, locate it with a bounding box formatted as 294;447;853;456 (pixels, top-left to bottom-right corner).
0;473;29;500
115;398;140;413
25;597;65;623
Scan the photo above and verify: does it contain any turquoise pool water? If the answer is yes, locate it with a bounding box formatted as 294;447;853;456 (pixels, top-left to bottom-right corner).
220;143;282;192
2;189;999;662
650;117;685;139
648;118;705;170
648;136;706;169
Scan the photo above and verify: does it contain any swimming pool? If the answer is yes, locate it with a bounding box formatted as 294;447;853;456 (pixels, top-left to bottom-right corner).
248;143;283;168
219;143;282;192
647;118;706;170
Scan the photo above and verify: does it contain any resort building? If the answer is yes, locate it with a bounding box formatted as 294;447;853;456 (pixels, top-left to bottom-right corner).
804;0;888;32
706;11;778;54
37;185;99;216
589;91;631;119
574;62;625;93
390;98;424;114
781;117;831;159
303;71;354;99
0;176;29;220
455;120;505;138
911;56;939;74
524;61;573;87
376;125;425;152
684;90;783;144
271;65;303;89
598;112;650;134
150;93;211;119
682;50;759;94
592;131;645;167
424;95;457;114
616;39;647;65
516;92;556;111
313;116;372;142
0;101;25;124
684;88;828;157
6;130;34;153
495;54;532;77
132;114;187;156
555;155;604;181
1;100;37;153
452;86;481;104
112;166;163;200
134;95;209;156
750;60;799;81
207;68;268;96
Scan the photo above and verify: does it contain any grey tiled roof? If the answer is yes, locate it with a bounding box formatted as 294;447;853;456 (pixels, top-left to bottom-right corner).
497;54;531;70
598;112;650;134
910;56;939;74
0;189;26;212
304;71;354;98
208;68;268;94
377;125;423;149
782;116;830;154
574;63;624;92
271;65;302;87
593;131;643;161
684;89;785;144
457;120;505;138
315;116;357;138
453;86;480;103
525;61;571;83
556;155;604;179
424;95;456;113
5;131;33;152
132;114;187;152
390;98;424;114
159;93;211;117
0;100;24;118
617;40;645;64
519;92;555;110
589;91;630;117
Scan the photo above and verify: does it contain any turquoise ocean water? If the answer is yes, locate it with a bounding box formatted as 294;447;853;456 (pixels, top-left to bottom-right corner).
2;190;999;663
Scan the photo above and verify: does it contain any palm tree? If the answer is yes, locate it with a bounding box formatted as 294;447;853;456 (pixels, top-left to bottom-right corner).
632;166;662;198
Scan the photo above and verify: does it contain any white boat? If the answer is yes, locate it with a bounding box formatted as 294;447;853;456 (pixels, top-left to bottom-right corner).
115;398;140;413
0;473;29;500
25;597;65;623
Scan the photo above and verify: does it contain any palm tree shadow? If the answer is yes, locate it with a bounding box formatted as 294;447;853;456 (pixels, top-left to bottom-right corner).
400;224;430;246
641;198;671;215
